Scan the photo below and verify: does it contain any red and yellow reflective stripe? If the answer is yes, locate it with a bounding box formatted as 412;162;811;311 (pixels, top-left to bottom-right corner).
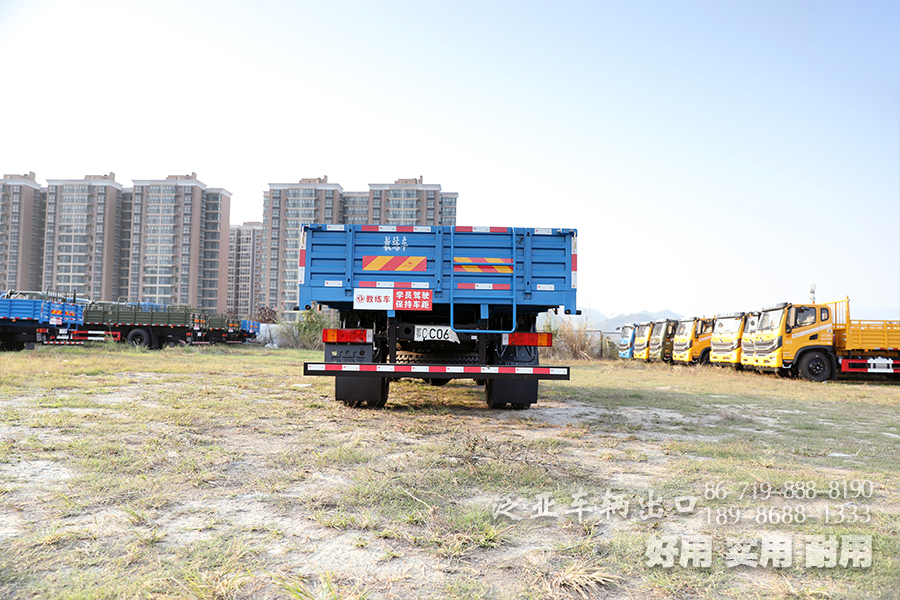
453;257;513;273
362;255;427;272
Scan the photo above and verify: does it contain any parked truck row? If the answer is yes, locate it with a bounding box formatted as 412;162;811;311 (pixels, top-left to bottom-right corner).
0;290;261;350
297;224;579;409
616;298;900;381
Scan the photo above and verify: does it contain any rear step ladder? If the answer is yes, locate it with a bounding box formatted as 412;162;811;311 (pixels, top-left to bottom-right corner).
449;228;517;334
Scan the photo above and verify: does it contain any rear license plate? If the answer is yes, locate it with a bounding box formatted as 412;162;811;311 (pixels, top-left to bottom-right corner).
414;325;460;343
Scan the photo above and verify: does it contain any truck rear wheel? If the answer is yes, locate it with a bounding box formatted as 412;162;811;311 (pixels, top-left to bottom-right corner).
798;351;832;382
127;328;151;348
336;376;390;409
485;379;537;410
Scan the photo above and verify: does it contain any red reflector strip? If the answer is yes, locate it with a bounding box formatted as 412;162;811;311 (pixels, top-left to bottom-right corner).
360;225;432;233
322;329;373;343
454;257;513;264
841;358;900;373
358;281;430;289
503;333;553;347
454;226;510;233
457;283;511;290
453;257;514;274
362;256;427;271
307;364;568;376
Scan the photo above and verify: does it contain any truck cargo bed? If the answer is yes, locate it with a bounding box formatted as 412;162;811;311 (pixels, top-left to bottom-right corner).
299;225;577;317
828;298;900;352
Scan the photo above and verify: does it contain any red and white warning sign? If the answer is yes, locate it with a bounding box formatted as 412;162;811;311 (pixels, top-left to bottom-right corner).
354;289;433;311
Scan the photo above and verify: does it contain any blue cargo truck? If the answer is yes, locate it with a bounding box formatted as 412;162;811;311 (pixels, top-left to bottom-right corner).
299;224;578;409
0;291;84;350
616;323;637;359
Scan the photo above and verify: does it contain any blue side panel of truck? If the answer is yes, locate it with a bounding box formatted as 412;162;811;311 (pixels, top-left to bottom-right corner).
241;320;261;338
0;298;45;321
0;298;83;325
298;225;577;316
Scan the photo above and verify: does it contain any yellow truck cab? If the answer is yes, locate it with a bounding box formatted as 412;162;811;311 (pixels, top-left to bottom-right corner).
739;311;761;370
754;303;790;372
648;319;678;363
632;322;653;361
710;312;746;368
672;317;715;365
752;297;900;381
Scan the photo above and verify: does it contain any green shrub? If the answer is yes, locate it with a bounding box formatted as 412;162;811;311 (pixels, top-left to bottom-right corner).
275;309;338;350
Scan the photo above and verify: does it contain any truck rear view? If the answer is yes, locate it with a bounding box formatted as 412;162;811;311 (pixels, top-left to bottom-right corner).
299;225;578;409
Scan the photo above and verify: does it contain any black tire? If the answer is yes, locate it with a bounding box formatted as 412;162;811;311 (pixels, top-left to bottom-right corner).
485;381;507;409
426;378;451;387
0;337;25;351
798;351;832;382
337;376;389;409
366;378;390;409
126;328;151;348
698;349;710;366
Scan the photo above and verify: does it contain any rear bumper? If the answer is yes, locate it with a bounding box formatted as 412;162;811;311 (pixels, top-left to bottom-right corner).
304;362;570;380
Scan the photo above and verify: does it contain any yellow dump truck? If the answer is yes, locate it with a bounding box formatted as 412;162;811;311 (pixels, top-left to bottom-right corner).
752;297;900;381
709;312;747;368
739;311;761;370
632;322;653;361
672;317;715;365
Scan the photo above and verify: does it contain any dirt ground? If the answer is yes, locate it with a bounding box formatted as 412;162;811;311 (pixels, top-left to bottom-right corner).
1;349;898;599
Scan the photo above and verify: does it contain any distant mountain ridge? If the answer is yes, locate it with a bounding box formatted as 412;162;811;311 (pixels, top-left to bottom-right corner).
538;308;684;332
600;310;683;332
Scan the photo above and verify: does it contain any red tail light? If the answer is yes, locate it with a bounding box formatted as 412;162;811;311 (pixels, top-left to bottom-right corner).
503;332;553;347
322;329;373;344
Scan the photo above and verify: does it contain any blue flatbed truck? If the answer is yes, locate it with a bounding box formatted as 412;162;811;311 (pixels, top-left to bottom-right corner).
0;291;84;350
299;224;578;409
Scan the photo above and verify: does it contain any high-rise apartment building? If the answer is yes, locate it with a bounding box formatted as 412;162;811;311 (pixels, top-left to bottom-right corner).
259;176;458;312
43;173;125;300
0;172;45;292
127;174;231;310
227;222;263;317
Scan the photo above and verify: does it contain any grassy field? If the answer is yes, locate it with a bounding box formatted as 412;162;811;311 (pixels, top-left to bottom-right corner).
0;345;898;599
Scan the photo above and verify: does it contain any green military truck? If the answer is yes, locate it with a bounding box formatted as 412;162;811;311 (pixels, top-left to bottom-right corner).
52;302;209;348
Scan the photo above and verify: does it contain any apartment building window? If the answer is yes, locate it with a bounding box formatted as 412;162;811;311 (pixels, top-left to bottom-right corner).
427;191;435;199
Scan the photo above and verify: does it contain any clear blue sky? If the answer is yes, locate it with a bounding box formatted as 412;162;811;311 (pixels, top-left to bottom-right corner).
1;0;897;318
